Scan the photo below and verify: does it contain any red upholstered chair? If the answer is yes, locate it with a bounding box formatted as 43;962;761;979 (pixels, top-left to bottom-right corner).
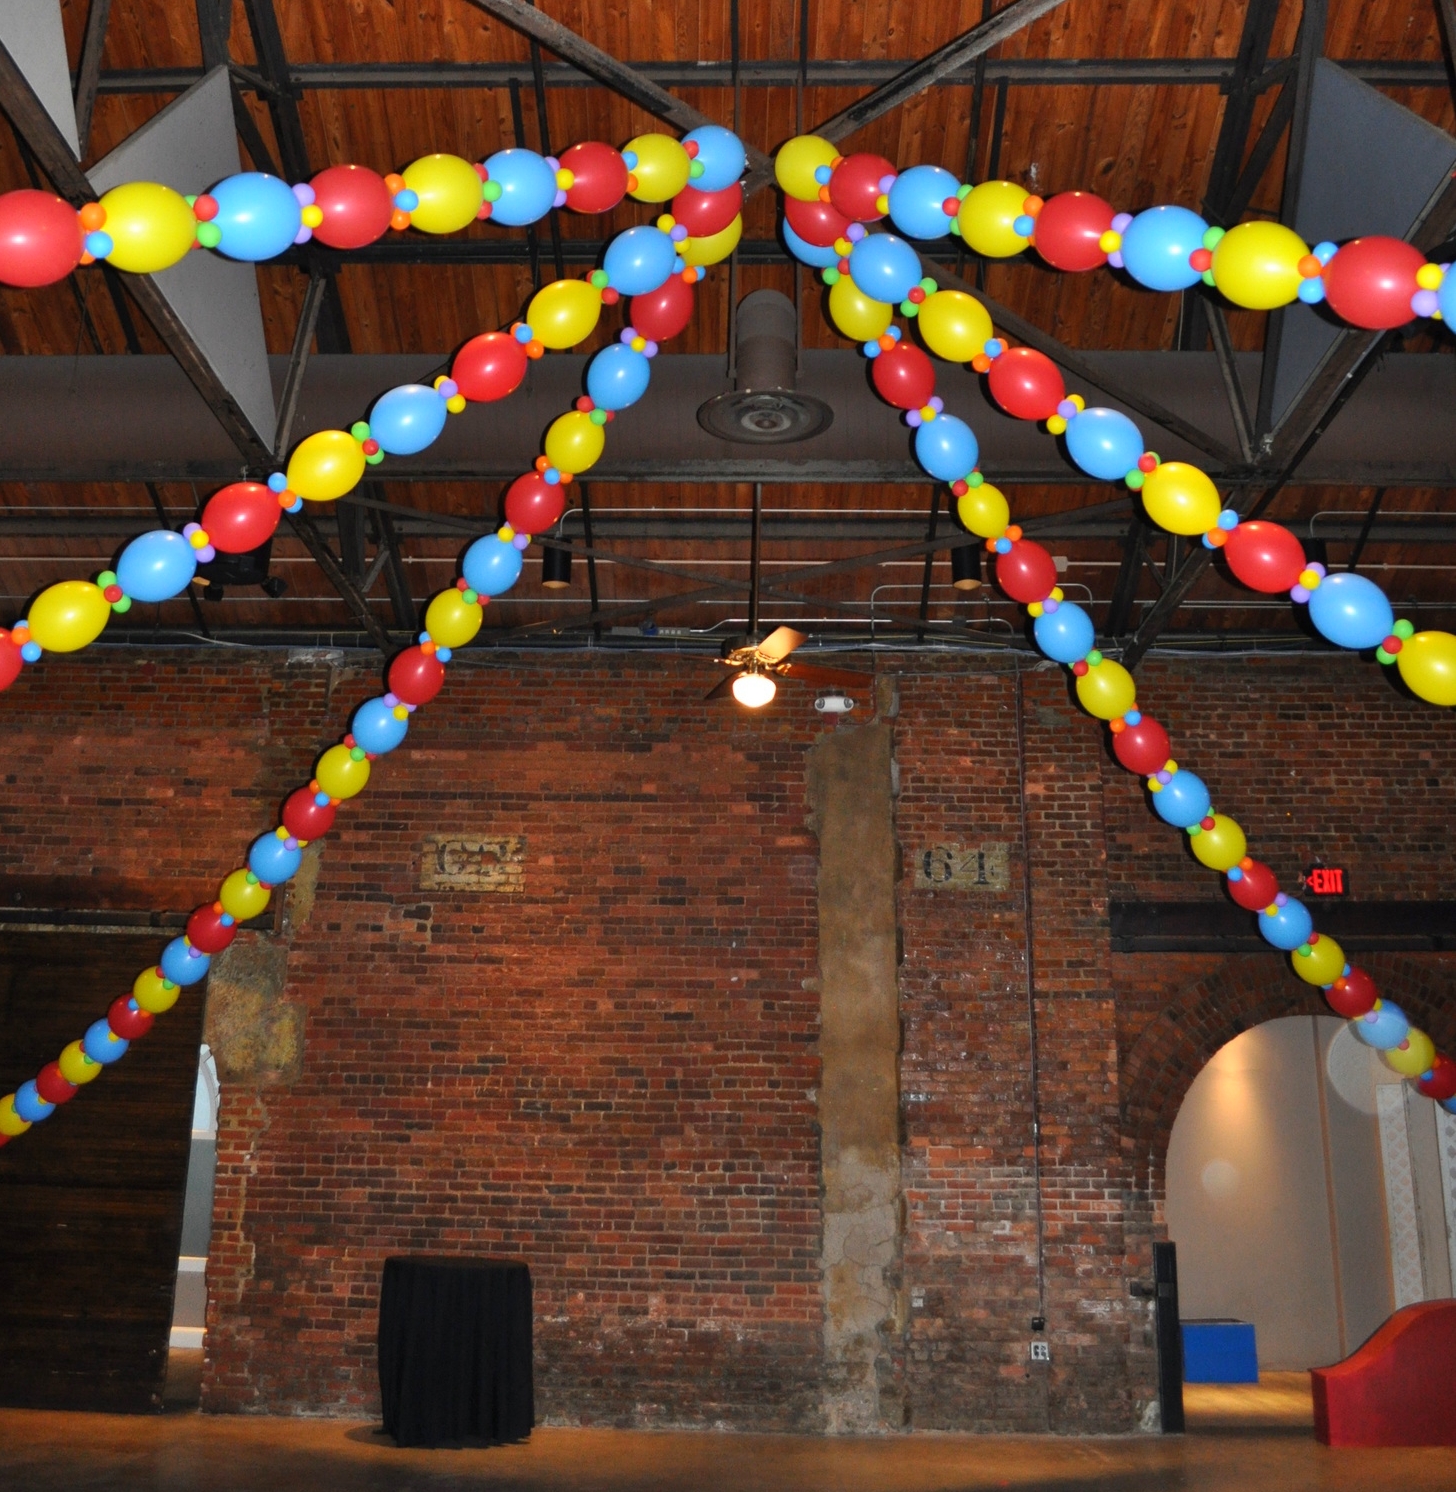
1312;1301;1456;1446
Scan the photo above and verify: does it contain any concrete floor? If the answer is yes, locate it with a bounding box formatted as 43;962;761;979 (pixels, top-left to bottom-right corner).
4;1370;1454;1491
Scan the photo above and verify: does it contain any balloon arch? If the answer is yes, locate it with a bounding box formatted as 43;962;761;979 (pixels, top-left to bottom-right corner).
2;125;1454;1144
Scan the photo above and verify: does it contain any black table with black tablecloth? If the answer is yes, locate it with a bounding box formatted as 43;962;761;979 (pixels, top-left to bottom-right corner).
377;1256;534;1447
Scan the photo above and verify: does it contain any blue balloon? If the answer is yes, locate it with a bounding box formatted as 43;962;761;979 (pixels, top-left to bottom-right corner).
1152;769;1210;827
1439;262;1456;326
587;344;651;410
782;219;840;268
352;696;408;755
683;125;746;192
369;384;448;457
1307;572;1394;651
482;149;557;227
13;1080;52;1123
1353;1000;1410;1051
84;1019;128;1063
603;225;676;296
248;832;302;885
1064;406;1144;482
1441;1094;1456;1116
209;173;302;261
915;414;979;482
116;529;197;602
848;233;922;305
463;535;524;597
160;936;211;987
1033;601;1095;663
1258;898;1314;950
1119;205;1207;291
887;165;959;240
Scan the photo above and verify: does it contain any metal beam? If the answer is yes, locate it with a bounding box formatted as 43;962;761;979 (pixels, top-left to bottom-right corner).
1102;515;1149;640
241;0;309;179
285;508;392;654
274;271;327;459
1206;302;1254;463
73;0;113;157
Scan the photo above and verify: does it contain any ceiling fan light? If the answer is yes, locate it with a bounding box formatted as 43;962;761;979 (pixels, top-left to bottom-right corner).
731;670;777;708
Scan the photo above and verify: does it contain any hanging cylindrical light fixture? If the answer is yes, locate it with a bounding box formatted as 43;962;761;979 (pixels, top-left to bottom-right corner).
951;542;983;591
541;540;572;589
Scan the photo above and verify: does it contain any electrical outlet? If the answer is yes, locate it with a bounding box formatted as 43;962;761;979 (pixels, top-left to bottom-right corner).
1030;1340;1051;1363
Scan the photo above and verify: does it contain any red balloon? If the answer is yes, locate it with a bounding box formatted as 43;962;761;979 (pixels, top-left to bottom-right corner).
1114;714;1171;775
1227;858;1280;911
784;194;850;248
0;631;22;693
1326;966;1380;1020
987;347;1066;421
1032;191;1114;272
829;153;895;223
389;646;444;706
186;904;238;954
672;183;742;238
1322;237;1426;330
202;482;281;554
282;785;337;841
451;332;528;402
504;472;566;535
108;996;155;1041
1417;1054;1456;1101
871;341;936;409
309;165;394;249
1222;520;1306;594
35;1062;77;1106
560;142;627;214
996;540;1058;603
629;271;696;341
0;189;83;287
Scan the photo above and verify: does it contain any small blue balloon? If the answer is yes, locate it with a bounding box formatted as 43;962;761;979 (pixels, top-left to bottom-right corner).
1152;769;1211;828
683;125;746;192
369;384;448;456
352;697;409;755
782;219;840;268
84;1019;129;1063
848;233;922;305
208;173;302;262
160;936;211;987
116;529;197;603
603;225;676;296
887;165;959;240
1258;898;1314;951
915;414;979;483
586;343;652;410
1438;264;1456;326
1033;601;1095;664
1353;1000;1410;1051
462;535;524;596
482;149;557;227
1119;205;1207;291
1442;1094;1456;1116
248;833;302;885
1307;572;1394;651
13;1080;53;1123
1064;406;1145;482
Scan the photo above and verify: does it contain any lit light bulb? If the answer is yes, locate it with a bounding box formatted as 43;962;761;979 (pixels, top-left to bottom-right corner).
731;670;777;708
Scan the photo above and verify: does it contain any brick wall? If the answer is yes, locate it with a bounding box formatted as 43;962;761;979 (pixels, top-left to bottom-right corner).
0;647;1450;1431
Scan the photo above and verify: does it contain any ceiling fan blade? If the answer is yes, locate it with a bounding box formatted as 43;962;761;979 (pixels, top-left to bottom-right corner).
755;625;806;663
778;661;874;689
704;672;742;700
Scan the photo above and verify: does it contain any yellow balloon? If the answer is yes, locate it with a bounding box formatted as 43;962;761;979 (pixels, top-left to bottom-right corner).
133;967;180;1015
681;214;742;266
219;868;271;922
401;154;484;234
1383;1027;1436;1078
287;429;366;502
97;181;197;274
917;289;994;363
528;279;603;349
1396;630;1456;706
425;588;483;648
957;181;1030;259
0;1095;31;1136
626;134;691;202
1211;221;1308;310
544;410;606;474
1076;658;1137;720
1291;934;1345;986
1191;813;1247;872
775;134;838;202
28;581;110;653
316;743;370;800
956;483;1010;539
1141;461;1222;536
58;1039;104;1086
828;276;893;342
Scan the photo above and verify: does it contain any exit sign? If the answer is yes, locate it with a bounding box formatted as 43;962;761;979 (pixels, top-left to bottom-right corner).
1305;865;1348;896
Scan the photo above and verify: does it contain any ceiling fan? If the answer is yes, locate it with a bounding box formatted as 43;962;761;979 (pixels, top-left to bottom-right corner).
705;625;871;708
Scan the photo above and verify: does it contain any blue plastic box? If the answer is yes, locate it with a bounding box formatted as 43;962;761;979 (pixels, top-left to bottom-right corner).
1182;1319;1258;1383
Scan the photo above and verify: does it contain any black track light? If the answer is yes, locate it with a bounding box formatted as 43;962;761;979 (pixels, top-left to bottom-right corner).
951;542;983;591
